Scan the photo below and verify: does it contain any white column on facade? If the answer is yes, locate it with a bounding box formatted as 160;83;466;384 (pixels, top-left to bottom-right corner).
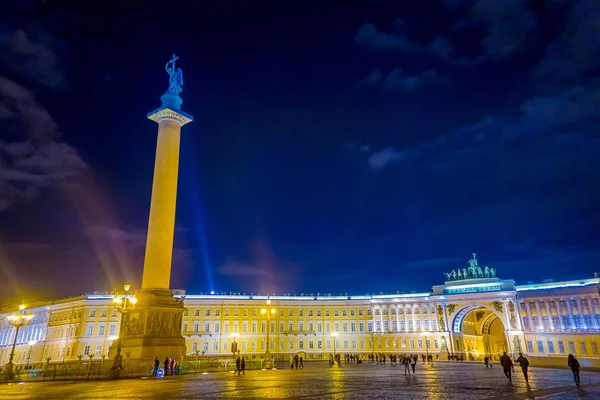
411;304;417;332
379;308;384;333
395;307;401;333
503;301;511;331
524;301;532;331
404;306;409;332
590;298;600;330
576;297;587;329
535;301;543;330
443;303;454;354
546;301;555;330
514;300;523;331
420;305;426;332
429;304;434;331
559;299;566;330
566;298;576;330
372;306;377;333
388;305;393;332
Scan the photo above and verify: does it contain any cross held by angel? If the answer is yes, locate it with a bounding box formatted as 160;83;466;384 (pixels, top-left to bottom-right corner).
166;54;184;94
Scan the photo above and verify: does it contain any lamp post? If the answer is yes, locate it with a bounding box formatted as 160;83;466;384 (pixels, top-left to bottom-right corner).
331;332;338;362
3;304;34;380
423;332;430;363
231;333;239;356
260;301;276;360
26;340;37;369
110;284;137;373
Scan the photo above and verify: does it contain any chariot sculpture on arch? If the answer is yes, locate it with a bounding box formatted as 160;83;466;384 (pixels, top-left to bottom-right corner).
166;54;184;94
443;253;497;281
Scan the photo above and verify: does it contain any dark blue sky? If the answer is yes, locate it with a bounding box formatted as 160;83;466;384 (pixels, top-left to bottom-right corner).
1;0;599;304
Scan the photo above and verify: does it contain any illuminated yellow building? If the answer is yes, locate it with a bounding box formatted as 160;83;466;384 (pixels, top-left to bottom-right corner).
2;260;599;368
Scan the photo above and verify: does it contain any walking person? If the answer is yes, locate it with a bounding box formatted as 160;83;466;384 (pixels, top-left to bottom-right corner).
153;357;160;376
403;356;411;375
568;354;580;386
499;352;514;382
410;355;417;374
241;357;246;375
299;356;304;369
163;357;169;377
484;356;489;368
234;356;241;376
515;352;529;383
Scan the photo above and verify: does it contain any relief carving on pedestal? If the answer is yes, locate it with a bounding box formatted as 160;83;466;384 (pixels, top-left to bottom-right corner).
123;311;146;336
146;311;182;336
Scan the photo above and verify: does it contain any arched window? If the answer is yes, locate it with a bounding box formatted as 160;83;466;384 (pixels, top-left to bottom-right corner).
562;315;570;329
573;315;581;329
400;320;405;330
523;317;529;330
583;315;593;329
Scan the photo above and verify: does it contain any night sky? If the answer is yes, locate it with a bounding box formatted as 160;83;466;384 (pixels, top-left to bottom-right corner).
1;0;599;305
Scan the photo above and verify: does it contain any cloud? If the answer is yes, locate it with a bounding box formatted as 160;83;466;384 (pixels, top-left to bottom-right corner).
0;26;87;211
356;1;542;66
403;257;465;271
367;146;406;170
218;240;302;294
87;225;147;249
470;0;540;61
532;0;600;87
355;23;421;52
490;247;600;282
380;69;444;93
356;70;384;88
520;81;600;128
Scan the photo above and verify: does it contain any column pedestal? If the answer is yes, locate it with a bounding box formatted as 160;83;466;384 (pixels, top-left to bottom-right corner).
110;290;186;361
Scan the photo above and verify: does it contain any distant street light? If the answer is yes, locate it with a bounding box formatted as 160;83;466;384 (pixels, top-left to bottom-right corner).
26;340;38;369
111;285;137;371
261;301;276;360
331;332;339;358
4;304;34;380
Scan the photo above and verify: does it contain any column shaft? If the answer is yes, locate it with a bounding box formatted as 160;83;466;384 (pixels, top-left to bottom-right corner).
142;118;182;290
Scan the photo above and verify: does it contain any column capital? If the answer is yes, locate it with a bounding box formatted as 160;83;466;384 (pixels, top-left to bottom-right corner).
148;106;193;126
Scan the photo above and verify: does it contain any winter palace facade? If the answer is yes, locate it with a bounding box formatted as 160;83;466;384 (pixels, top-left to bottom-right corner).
2;256;599;367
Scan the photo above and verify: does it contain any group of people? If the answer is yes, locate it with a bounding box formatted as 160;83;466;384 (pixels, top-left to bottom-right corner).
498;352;581;387
233;356;246;375
290;354;304;368
153;357;178;376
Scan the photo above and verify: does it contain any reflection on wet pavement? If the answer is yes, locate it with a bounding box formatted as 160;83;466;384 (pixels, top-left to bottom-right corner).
1;361;599;399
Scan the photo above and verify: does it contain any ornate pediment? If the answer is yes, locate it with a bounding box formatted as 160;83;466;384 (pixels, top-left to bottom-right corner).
443;253;496;281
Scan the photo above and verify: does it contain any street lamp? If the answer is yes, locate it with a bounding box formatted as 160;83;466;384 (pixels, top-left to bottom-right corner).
331;332;339;360
4;304;34;380
110;284;137;372
260;301;276;360
231;333;239;356
26;340;38;369
423;332;430;363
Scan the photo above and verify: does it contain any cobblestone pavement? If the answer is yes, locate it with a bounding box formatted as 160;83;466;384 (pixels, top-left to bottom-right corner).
1;361;599;399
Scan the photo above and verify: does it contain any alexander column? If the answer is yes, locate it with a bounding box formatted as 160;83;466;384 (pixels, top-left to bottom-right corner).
113;55;192;362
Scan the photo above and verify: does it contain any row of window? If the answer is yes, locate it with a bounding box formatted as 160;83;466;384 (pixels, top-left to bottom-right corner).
522;314;599;331
520;298;599;312
184;308;371;318
375;319;438;331
527;340;599;355
187;337;439;353
183;321;373;334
